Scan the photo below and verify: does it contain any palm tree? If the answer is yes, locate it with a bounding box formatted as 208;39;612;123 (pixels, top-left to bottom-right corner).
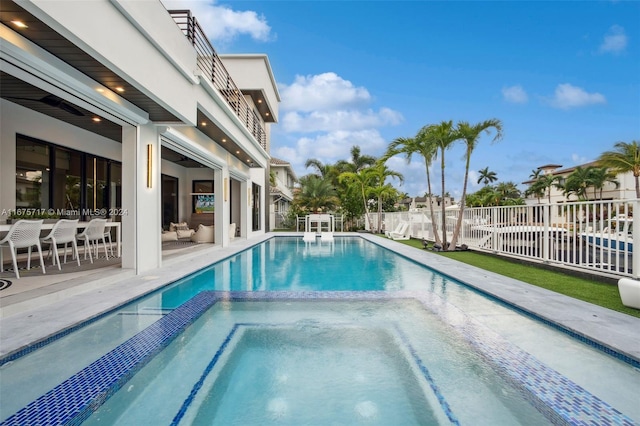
335;146;376;174
477;167;498;185
304;158;334;180
383;134;441;244
421;120;459;248
368;162;403;233
524;180;546;203
598;140;640;198
589;167;619;200
294;174;340;213
449;119;503;249
339;169;375;230
562;166;593;200
540;174;559;203
529;169;542;180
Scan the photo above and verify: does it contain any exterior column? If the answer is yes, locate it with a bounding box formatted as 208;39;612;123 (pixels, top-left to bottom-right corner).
121;123;161;273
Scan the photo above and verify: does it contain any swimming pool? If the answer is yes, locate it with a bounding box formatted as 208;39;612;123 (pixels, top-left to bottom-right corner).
1;236;639;425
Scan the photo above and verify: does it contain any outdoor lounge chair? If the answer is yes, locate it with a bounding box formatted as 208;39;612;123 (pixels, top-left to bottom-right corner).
385;222;406;238
0;219;46;279
303;232;316;242
388;222;410;240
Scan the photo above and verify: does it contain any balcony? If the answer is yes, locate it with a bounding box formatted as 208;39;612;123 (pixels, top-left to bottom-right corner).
169;10;267;149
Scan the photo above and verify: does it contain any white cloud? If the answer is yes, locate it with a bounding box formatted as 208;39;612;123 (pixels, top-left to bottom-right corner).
549;84;606;109
279;73;372;112
281;108;403;133
501;85;528;104
161;0;271;42
599;25;627;54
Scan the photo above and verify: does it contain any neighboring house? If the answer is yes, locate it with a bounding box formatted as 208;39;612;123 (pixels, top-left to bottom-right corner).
397;196;456;211
523;162;634;205
269;157;297;229
0;1;279;274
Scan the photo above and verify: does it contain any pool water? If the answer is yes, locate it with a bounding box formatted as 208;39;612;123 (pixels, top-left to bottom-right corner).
82;300;548;425
1;237;639;425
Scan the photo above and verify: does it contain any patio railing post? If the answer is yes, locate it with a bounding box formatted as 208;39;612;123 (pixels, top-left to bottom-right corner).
543;203;550;262
632;200;640;279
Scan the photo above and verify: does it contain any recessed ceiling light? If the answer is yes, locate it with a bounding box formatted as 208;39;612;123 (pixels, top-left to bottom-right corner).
11;21;28;29
246;159;251;162
115;87;125;92
201;121;207;126
265;112;270;116
92;117;101;122
236;150;240;154
222;138;227;142
257;99;262;103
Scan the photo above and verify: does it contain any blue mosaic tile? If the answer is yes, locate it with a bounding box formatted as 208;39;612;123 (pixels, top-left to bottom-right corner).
0;292;220;426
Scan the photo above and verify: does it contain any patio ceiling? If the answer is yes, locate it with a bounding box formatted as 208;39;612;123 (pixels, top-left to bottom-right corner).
1;0;263;168
0;0;180;142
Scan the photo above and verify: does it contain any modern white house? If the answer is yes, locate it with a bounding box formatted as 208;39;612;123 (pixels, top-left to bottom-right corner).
0;1;279;274
269;157;296;229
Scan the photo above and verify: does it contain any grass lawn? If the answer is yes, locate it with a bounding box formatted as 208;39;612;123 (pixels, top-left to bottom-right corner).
391;237;640;319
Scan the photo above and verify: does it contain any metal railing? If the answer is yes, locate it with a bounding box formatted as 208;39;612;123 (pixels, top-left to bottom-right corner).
169;10;267;149
374;199;640;279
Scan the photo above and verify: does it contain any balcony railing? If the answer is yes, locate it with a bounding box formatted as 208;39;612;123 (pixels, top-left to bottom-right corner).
169;10;267;149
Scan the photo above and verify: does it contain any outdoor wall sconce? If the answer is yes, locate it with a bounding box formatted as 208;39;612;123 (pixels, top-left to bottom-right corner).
147;144;152;188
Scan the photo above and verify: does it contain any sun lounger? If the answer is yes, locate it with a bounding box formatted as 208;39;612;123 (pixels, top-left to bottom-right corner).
389;222;410;240
303;232;316;242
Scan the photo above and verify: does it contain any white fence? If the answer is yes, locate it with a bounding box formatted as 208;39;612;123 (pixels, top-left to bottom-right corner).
371;200;640;279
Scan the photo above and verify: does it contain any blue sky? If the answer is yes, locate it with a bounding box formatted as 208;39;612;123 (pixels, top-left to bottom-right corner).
165;0;640;199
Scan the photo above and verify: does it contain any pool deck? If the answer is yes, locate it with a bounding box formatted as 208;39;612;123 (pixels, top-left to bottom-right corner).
1;232;639;364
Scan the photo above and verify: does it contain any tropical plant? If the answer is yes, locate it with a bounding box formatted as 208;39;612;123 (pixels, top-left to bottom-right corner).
368;162;404;233
334;146;376;174
423;120;460;248
449;119;503;249
383;134;441;244
589;167;619;200
562;166;593;200
597;140;640;198
477;167;498;185
526;173;559;203
304;158;336;181
293;174;340;213
339;169;375;230
529;169;542;180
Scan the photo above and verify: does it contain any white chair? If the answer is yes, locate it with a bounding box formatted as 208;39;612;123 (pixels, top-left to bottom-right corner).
0;219;46;279
385;222;405;238
229;223;237;240
303;232;316;242
77;218;109;263
389;222;410;240
40;219;80;270
103;219;114;257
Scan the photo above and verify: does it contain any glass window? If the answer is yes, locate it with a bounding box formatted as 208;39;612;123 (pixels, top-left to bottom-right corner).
110;162;122;220
16;138;50;209
162;174;179;229
86;156;109;213
15;135;121;218
53;148;82;211
252;183;261;231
